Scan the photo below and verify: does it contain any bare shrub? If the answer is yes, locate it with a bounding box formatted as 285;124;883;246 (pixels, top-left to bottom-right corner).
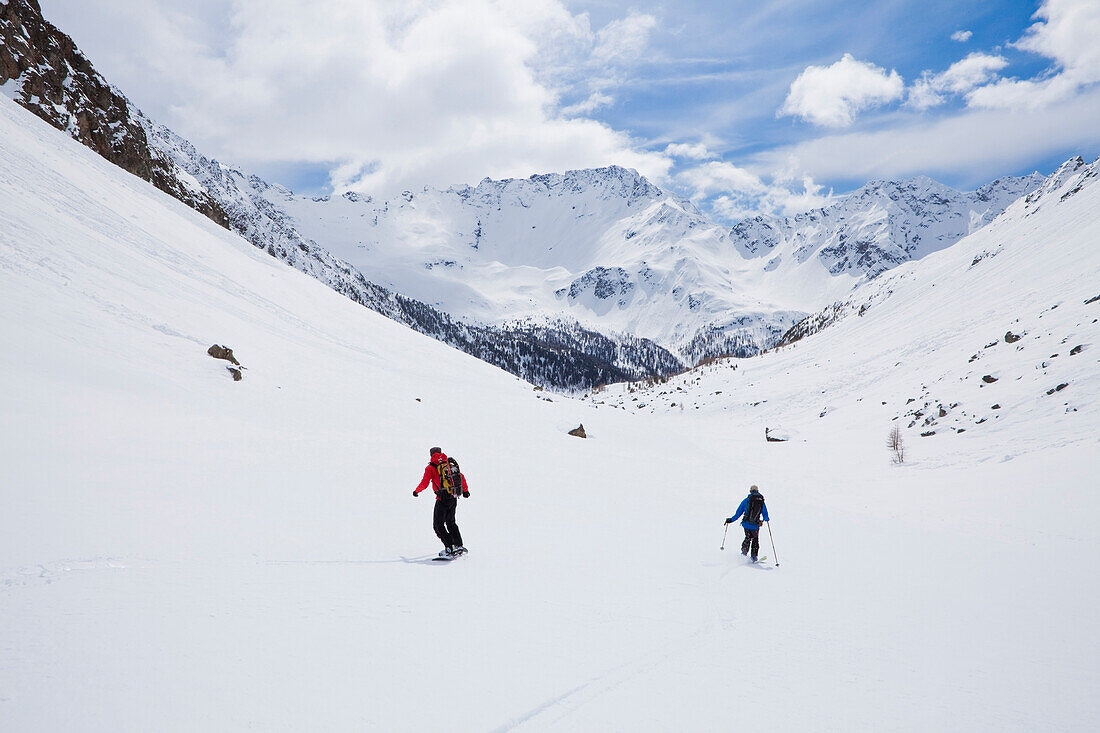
887;424;905;464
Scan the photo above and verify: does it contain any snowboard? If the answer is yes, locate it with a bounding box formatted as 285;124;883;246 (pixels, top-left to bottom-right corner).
431;549;467;562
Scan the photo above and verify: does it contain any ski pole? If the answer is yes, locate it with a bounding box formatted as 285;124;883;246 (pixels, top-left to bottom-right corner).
720;523;729;550
765;521;779;566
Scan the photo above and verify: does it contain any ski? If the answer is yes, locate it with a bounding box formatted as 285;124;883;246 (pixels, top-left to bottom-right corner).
750;556;768;564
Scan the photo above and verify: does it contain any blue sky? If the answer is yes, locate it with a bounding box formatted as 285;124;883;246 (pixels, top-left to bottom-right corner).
41;0;1100;221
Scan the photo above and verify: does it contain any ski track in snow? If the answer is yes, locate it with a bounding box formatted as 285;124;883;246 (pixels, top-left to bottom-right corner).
0;558;133;592
492;621;716;733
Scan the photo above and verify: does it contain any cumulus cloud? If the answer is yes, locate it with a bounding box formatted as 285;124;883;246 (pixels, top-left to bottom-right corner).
908;53;1009;110
968;0;1100;110
48;0;670;197
663;142;716;160
777;53;904;127
677;160;834;221
752;87;1100;185
679;161;766;198
951;30;973;43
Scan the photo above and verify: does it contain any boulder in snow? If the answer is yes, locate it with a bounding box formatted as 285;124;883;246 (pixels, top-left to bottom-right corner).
207;344;240;365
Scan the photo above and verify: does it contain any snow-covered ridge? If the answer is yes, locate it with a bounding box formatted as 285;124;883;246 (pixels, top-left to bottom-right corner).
727;171;1045;310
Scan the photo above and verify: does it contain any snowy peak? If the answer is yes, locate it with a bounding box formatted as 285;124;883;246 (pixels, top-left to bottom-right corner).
727;171;1045;309
448;165;667;207
1022;155;1099;211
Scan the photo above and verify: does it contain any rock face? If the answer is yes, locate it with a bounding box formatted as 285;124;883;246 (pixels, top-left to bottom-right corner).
0;0;228;226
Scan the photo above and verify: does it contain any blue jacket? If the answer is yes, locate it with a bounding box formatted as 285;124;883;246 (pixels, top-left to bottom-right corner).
729;493;769;530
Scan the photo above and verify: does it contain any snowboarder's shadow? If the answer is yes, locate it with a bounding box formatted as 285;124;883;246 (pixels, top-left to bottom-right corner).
399;555;453;565
265;556;435;566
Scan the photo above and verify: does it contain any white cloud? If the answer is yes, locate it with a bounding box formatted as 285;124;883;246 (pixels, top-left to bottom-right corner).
968;0;1100;110
951;30;973;43
778;53;904;127
663;142;716;160
560;92;614;116
591;11;658;68
679;161;766;198
676;160;834;220
47;0;670;197
908;53;1009;110
752;87;1100;184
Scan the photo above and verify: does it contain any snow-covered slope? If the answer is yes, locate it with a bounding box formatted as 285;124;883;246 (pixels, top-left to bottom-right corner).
3;90;1098;732
729;173;1044;310
590;156;1100;459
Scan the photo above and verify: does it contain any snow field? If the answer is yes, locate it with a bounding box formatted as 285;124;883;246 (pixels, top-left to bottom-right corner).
1;98;1098;731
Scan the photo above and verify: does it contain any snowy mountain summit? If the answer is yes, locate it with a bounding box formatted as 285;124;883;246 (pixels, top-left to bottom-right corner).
729;172;1045;309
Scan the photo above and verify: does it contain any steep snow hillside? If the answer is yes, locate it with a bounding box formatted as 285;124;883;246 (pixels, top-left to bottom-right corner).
274;167;803;361
729;173;1044;309
3;97;1098;732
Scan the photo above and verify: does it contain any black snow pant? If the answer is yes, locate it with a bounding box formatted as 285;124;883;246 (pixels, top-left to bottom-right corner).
741;527;760;558
433;493;463;549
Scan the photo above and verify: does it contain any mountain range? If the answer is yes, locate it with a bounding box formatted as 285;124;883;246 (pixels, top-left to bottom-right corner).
0;0;1062;386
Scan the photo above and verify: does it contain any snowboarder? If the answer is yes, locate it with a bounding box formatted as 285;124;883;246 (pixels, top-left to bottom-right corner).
413;447;470;559
725;485;769;562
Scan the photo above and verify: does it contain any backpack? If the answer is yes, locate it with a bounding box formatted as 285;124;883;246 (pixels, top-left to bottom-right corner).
438;456;463;497
744;492;765;525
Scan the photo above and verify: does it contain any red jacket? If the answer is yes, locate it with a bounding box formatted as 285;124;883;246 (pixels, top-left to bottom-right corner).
414;452;469;499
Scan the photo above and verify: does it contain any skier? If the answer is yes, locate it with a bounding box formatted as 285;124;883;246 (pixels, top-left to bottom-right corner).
725;485;769;562
413;447;470;559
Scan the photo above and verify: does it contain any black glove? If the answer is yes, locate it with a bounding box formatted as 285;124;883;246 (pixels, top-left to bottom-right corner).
724;518;732;525
462;491;470;498
413;490;419;497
